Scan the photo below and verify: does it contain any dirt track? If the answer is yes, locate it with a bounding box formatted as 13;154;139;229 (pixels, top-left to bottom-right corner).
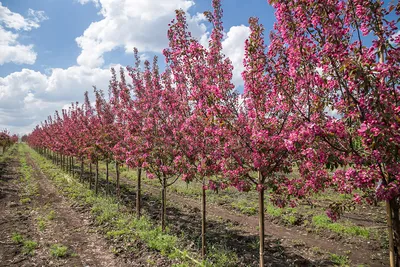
0;148;126;267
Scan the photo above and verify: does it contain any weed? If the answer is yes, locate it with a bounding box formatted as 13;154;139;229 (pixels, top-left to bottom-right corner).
312;214;370;238
47;210;56;220
330;253;350;266
231;199;257;215
266;204;283;217
22;240;38;255
311;246;324;255
50;244;68;258
20;197;31;204
37;217;46;231
11;233;24;244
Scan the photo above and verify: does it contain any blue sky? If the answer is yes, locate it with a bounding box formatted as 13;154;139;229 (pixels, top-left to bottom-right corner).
0;0;275;77
1;0;396;135
0;0;276;134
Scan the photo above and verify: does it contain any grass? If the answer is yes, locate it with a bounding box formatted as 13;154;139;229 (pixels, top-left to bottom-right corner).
11;232;38;255
330;253;350;266
100;158;379;239
18;145;39;201
37;216;46;231
24;144;239;267
50;244;68;258
11;232;24;244
47;210;56;220
231;198;257;215
312;214;371;239
0;144;17;163
23;240;38;255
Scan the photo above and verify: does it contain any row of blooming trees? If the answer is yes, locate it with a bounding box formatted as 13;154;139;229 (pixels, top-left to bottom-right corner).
0;130;18;154
27;0;399;266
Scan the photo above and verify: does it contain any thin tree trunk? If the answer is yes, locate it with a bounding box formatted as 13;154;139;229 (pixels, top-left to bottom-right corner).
89;162;92;189
105;160;109;196
72;157;74;178
201;178;207;259
161;174;167;232
258;171;265;267
387;200;396;267
378;31;397;267
391;199;400;267
95;160;99;195
136;167;142;217
115;161;120;200
80;159;84;183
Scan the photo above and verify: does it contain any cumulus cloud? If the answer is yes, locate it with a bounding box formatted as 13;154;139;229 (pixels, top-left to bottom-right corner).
76;0;207;68
0;26;37;65
0;3;48;30
0;2;48;65
222;25;250;87
0;65;117;134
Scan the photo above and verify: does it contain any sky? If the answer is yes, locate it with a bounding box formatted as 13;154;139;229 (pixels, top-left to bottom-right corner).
0;0;276;135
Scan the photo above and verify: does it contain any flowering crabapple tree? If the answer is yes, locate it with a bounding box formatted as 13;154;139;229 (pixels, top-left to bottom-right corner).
213;17;297;267
129;55;186;231
268;0;400;265
92;87;118;195
163;4;232;256
0;130;17;154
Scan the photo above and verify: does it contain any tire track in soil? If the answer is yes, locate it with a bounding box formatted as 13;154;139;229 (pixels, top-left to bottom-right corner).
0;149;42;267
25;152;128;267
115;173;386;266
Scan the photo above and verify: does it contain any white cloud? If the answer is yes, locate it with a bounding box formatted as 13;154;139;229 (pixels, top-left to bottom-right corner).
0;26;37;64
76;0;100;7
222;25;250;87
0;65;116;134
76;0;207;68
0;3;48;30
0;3;48;65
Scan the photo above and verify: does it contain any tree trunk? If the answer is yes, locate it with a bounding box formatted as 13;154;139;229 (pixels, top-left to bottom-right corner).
95;160;99;195
72;157;74;178
80;159;84;183
391;199;400;267
136;168;142;217
387;200;396;267
89;162;92;189
115;161;120;200
105;160;109;196
258;171;265;267
201;178;207;259
161;175;167;232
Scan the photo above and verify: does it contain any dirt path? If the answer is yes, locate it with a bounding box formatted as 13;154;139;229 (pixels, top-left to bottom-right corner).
0;148;129;267
24;152;127;267
0;149;39;267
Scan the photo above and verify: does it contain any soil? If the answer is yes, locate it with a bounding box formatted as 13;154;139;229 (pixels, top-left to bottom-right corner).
0;149;126;267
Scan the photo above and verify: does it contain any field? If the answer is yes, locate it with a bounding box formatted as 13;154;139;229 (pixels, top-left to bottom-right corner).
0;144;389;267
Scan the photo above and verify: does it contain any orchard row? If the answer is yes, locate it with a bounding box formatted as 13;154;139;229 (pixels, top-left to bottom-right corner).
26;0;400;266
0;130;18;153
